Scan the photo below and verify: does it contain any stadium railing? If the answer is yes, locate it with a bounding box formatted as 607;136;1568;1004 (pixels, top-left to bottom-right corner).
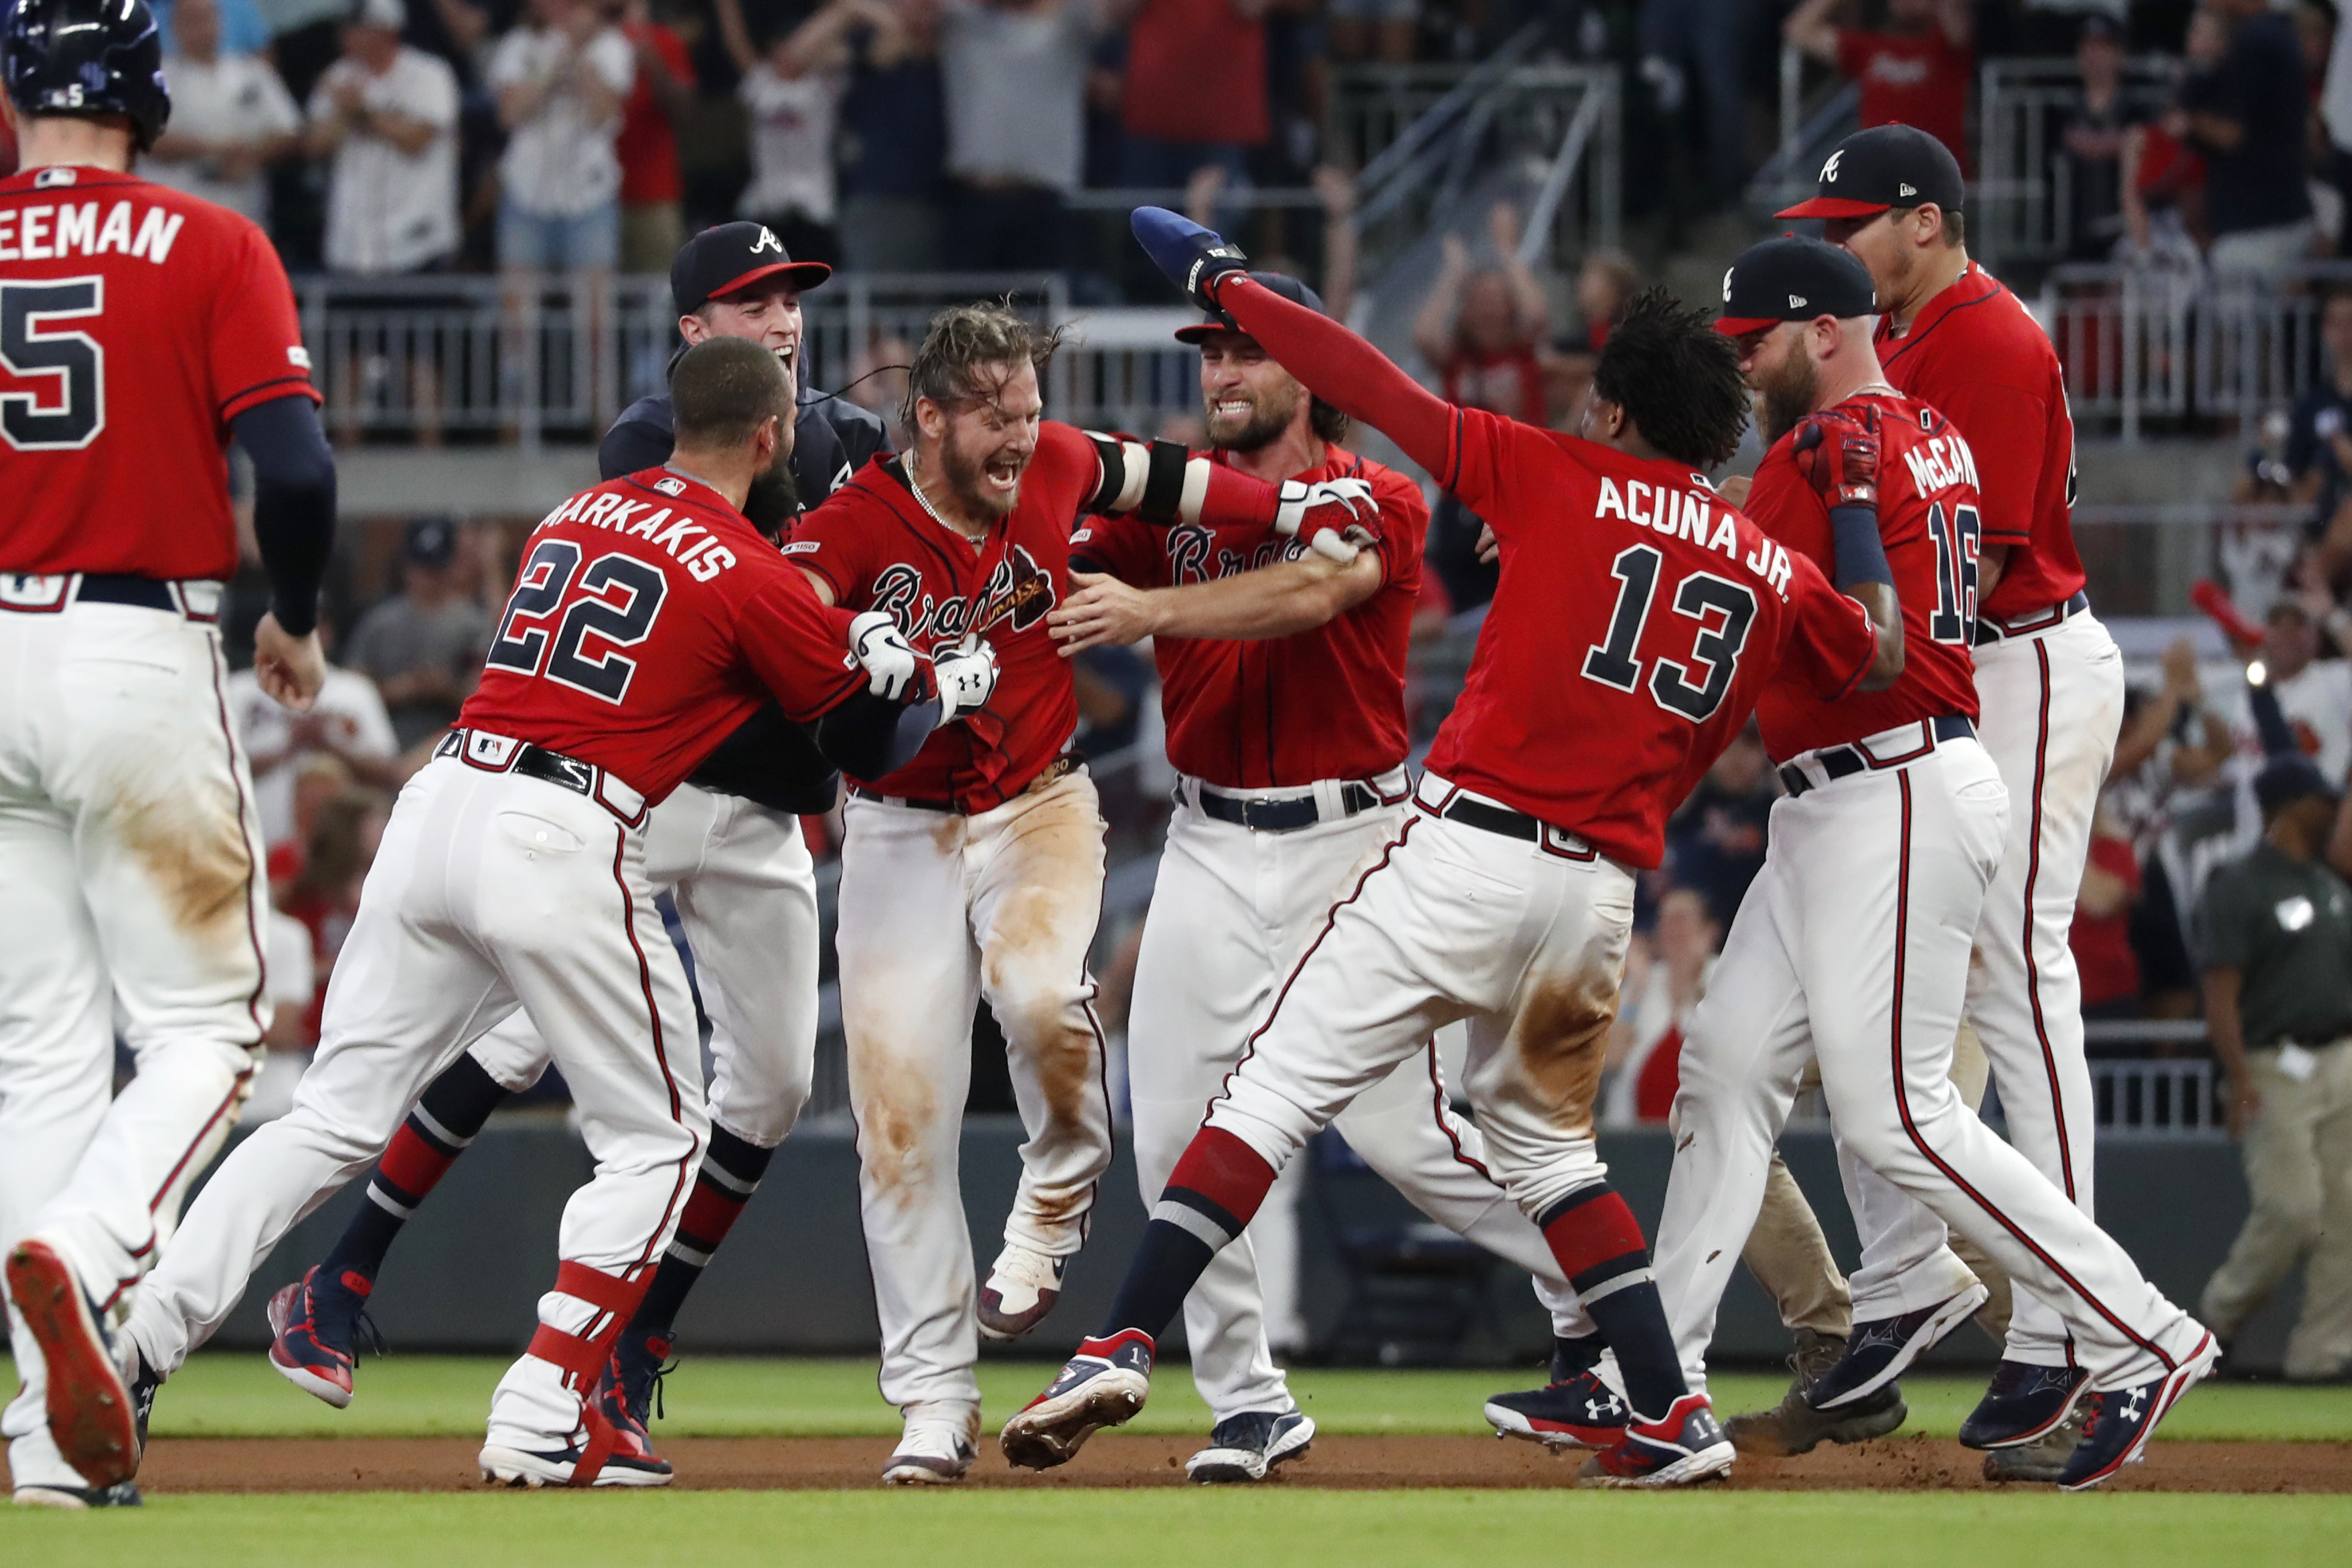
1974;55;2180;276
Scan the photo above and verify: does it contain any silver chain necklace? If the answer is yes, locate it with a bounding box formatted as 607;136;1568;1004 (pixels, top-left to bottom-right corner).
905;451;986;547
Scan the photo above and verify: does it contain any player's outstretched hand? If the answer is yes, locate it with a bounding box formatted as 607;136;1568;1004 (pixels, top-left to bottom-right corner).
1050;571;1160;655
253;612;327;712
1131;206;1249;311
849;610;919;701
1790;408;1881;510
1275;476;1380;562
933;633;1000;722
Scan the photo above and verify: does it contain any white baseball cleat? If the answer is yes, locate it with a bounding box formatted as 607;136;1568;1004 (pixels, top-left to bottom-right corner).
882;1403;981;1485
977;1244;1067;1342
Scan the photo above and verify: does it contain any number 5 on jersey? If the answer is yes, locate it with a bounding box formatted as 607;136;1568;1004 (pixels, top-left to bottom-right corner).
487;537;670;703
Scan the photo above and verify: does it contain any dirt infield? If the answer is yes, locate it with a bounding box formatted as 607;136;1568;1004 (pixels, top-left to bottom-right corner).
135;1435;2352;1494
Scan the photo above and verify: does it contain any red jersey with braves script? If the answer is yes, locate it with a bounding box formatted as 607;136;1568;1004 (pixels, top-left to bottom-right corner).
0;167;317;582
1747;391;1983;759
459;469;866;803
789;424;1097;811
1878;262;2084;623
1424;410;1879;868
1071;444;1428;789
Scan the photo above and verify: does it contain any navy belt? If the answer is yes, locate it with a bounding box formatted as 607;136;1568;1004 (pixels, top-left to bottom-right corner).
1194;781;1381;833
436;730;595;797
0;573;219;621
1778;714;1976;799
1974;589;2089;647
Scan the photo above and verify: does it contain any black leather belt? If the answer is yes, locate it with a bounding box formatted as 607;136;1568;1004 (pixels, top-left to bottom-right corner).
1778;714;1976;799
1974;589;2088;647
76;574;181;614
1195;781;1381;833
436;729;597;797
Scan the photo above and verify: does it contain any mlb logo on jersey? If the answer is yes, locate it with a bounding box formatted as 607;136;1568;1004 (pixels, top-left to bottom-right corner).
652;476;687;496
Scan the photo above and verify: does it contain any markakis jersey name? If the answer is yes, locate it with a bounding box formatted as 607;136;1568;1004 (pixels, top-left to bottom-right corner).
536;489;742;582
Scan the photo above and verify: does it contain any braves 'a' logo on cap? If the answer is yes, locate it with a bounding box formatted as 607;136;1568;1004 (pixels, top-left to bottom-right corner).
1722;266;1735;303
749;226;785;256
1820;149;1843;183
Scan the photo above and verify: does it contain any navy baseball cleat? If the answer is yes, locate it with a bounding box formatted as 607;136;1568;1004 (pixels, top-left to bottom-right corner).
593;1328;675;1477
1577;1393;1736;1488
1129;207;1250;310
1806;1282;1988;1409
1959;1359;2092;1449
5;1238;139;1488
1186;1409;1315;1483
1482;1368;1629;1451
2057;1333;2219;1492
265;1265;378;1409
999;1328;1155;1471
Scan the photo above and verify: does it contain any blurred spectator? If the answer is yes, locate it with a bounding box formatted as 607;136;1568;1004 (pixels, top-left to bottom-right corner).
1664;722;1778;927
1602;887;1718;1125
280;788;396;1050
2071;803;2144;1020
1569;249;1638;351
849;326;917;447
2243;591;2352;785
343;518;491;749
1786;0;1973;174
153;0;277;56
2173;0;2316;277
1636;0;1757;202
613;0;694;274
2285;289;2352;524
1413;202;1549;424
833;0;949;272
491;0;633;277
2110;643;2236;1018
717;0;851;266
2059;14;2134;260
307;0;463;277
2324;0;2352;249
149;0;303;226
228;607;402;851
1542;345;1599;432
1119;0;1267;193
1330;0;1413;64
2122;17;2216;266
940;0;1102;271
2195;757;2351;1379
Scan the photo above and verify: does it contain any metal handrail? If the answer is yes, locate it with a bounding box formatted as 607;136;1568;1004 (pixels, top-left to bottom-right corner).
1975;54;2181;275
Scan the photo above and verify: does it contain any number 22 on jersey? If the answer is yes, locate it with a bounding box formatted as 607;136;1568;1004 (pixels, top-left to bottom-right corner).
487;538;670;704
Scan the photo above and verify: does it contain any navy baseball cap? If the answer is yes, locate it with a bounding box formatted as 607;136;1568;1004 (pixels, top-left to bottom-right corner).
1174;270;1326;343
403;515;457;568
672;222;832;315
1777;124;1966;222
1714;236;1879;336
2255;755;2342;816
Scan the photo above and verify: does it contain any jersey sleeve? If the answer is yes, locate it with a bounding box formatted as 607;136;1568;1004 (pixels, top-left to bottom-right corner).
1366;465;1431;591
785;483;879;603
1929;383;2047;546
735;571;869;722
211;217;320;422
1443;405;1578;545
1776;550;1879;702
1069;511;1162;581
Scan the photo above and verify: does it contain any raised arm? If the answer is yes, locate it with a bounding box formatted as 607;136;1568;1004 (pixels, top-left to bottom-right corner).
1784;0;1841;67
1048;552;1383;654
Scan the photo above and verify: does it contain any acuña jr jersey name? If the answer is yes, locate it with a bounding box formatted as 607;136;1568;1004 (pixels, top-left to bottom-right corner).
1593;471;1798;601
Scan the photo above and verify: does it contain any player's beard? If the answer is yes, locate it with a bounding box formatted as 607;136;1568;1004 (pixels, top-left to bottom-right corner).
1755;349;1822;446
742;447;801;541
936;424;1028;520
1205;381;1302;453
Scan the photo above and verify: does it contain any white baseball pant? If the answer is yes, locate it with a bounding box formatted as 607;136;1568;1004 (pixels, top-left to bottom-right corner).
123;753;709;1453
1201;776;1634;1235
1129;781;1591;1423
838;768;1115;1413
0;591;268;1492
1835;613;2126;1364
1654;728;2205;1395
467;783;819;1149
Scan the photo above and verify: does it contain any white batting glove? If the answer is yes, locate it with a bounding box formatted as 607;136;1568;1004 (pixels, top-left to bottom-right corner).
1272;477;1380;562
848;610;918;702
931;633;1000;723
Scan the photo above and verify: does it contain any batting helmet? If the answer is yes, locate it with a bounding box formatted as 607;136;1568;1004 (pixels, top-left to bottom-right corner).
3;0;172;152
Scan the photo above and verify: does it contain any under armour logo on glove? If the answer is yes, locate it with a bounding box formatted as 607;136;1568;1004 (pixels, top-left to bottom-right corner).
1273;477;1381;562
848;610;919;701
931;633;1000;722
1131;206;1249;311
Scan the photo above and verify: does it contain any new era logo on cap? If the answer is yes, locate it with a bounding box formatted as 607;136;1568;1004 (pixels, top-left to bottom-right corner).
1790;295;1807;309
1714;236;1877;335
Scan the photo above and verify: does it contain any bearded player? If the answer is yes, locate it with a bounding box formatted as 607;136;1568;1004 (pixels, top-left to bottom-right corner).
787;302;1377;1484
1052;272;1634;1480
1650;237;2212;1494
998;211;1907;1489
1745;126;2131;1478
0;0;339;1509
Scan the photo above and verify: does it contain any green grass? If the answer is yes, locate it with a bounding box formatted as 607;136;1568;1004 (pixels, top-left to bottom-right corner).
5;1492;2351;1568
11;1354;2349;1443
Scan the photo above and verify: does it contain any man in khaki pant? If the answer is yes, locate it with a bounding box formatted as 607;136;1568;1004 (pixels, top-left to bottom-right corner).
2197;757;2352;1383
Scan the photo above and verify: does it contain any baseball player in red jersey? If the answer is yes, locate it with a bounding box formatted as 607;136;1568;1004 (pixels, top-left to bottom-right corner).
1770;127;2132;1469
787;302;1377;1483
0;0;341;1508
1052;272;1622;1480
998;212;1905;1489
1652;238;2212;1493
35;341;995;1491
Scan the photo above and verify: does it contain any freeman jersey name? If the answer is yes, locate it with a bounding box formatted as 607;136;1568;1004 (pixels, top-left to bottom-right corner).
535;485;740;581
1595;475;1796;597
0;200;185;264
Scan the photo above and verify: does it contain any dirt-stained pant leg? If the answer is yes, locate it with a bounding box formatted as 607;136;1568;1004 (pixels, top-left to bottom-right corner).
971;771;1113;1258
838;793;984;1413
0;604;266;1355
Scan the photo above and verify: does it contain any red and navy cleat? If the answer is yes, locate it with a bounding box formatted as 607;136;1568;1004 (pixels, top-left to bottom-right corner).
998;1329;1154;1471
1482;1369;1629;1451
2058;1334;2219;1492
1959;1360;2092;1450
591;1328;675;1477
4;1239;140;1488
264;1265;376;1409
1577;1393;1737;1488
